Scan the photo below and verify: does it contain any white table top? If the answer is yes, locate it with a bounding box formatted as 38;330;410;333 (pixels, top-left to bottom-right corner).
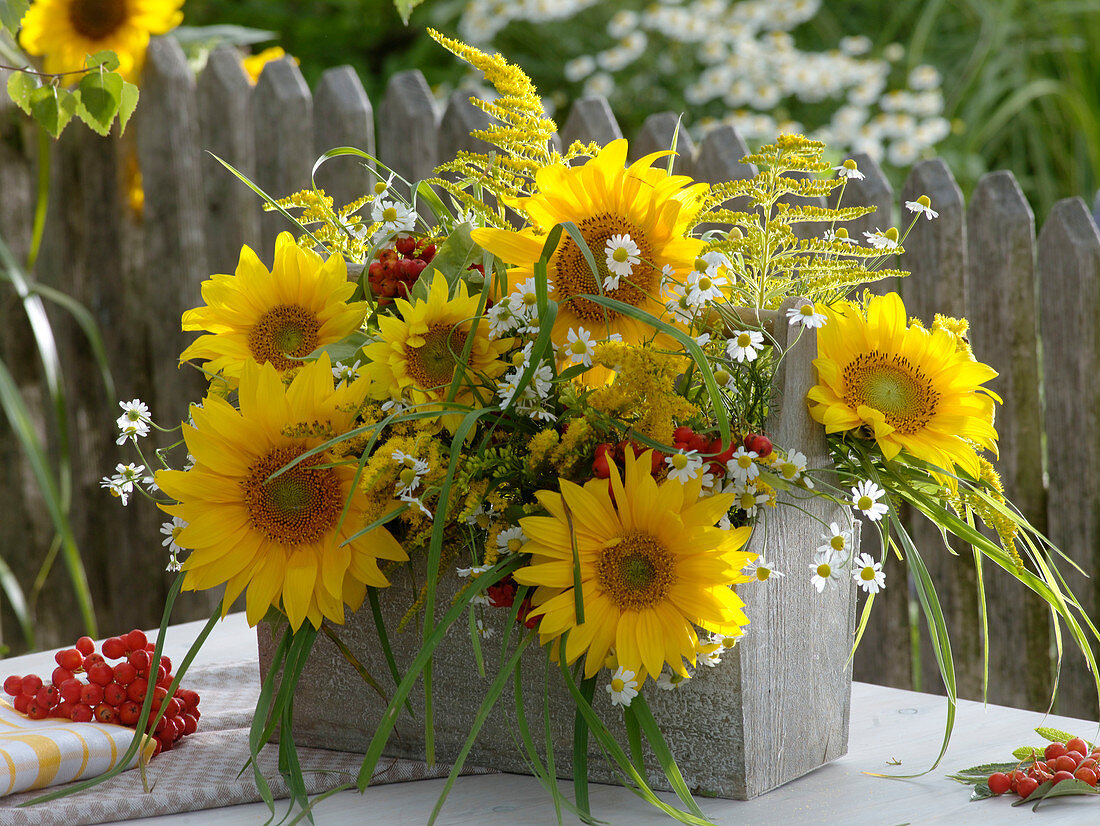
3;613;1099;825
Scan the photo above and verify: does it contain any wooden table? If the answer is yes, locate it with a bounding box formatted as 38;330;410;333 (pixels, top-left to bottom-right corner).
3;613;1098;825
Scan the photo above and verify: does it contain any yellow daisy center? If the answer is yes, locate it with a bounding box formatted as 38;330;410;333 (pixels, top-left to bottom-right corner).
247;305;321;371
405;324;468;389
374;181;387;195
69;0;127;40
242;445;343;545
830;534;846;551
739;492;756;509
816;563;832;578
398;467;419;487
860;566;877;582
843;350;940;434
857;495;873;510
755;566;771;581
671;453;688;470
553;214;655;322
694;257;708;273
569;339;588;355
611;677;626;692
612;247;630;263
597;530;675;611
507;537;524;552
799;304;815;317
737;332;752;347
779;463;797;478
382;207;398;222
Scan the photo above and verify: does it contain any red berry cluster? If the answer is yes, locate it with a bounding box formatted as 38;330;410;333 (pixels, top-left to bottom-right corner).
591;427;773;481
366;236;437;305
987;737;1100;799
485;575;539;630
2;630;201;757
592;440;665;479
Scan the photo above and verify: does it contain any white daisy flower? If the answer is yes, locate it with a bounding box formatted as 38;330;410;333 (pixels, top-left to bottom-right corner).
863;228;899;250
372;172;396;197
604;233;640;279
743;557;785;582
733;484;769;518
486;302;521;338
834;159;866;180
118;399;151;424
496;526;527;555
851;480;889;522
605;666;639;707
810;548;843;593
726;446;760;484
656;668;692;691
853;553;887;593
786;303;827;328
686;267;728;307
905;195;938;220
696;633;725;667
693;251;730;277
774;450;809;485
818;521;854;558
659;264;677;289
564;326;596;367
476;619;495;639
664;282;695;324
115;420;149;445
823;228;858;245
666;450;704;483
332;359;363;383
160;517;187;571
371;199;416;236
456;563;493;579
726;329;764;362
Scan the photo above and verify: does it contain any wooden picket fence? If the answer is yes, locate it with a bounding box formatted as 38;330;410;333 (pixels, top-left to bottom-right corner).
1;38;1099;717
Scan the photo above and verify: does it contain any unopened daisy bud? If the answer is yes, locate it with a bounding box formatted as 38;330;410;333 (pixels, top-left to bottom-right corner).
834;228;849;239
374;181;387;195
884;227;899;242
728;227;743;240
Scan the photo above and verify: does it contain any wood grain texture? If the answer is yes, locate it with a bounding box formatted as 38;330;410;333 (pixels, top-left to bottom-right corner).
965;170;1050;711
376;70;438;201
835;152;898;297
251;57;313;260
197;46;259;277
560;96;622;152
1036;197;1100;719
313;66;374;210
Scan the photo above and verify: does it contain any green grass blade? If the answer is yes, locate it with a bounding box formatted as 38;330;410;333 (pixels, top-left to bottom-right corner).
367;587;415;718
0;553;33;647
629;694;707;819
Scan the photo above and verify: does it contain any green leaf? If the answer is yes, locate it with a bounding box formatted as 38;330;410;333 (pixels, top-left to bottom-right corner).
948;761;1020;782
84;51;120;72
117;82;138;134
29;86;76;139
1036;726;1076;744
394;0;425;25
75;69;123;136
306;330;370;365
970;783;996;801
412;223;479;302
0;0;29;34
170;24;277;47
7;70;38;115
1013;747;1044;761
1017;778;1100;810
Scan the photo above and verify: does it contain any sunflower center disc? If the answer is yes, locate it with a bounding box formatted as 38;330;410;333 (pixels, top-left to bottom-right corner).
247;305;321;371
243;445;343;544
406;324;467;389
69;0;128;40
553;214;655;322
597;530;675;611
842;350;939;434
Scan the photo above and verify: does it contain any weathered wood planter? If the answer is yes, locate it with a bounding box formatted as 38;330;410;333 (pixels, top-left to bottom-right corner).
257;299;857;800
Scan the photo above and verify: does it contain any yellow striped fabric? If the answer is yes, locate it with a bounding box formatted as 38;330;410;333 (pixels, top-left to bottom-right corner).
0;698;155;796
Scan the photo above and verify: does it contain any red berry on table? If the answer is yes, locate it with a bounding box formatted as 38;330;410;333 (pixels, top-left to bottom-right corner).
79;682;104;707
35;685;60;707
127;678;149;704
987;772;1011;795
125;629;148;651
118;701;141;726
87;662;115;687
1045;742;1068;762
21;674;42;697
83;653;105;668
52;667;74;686
75;636;95;656
57;648;83;672
70;703;93;723
94;704;118;724
1076;767;1098;786
182;713;198;735
129;649;151;673
59;679;83;704
54;701;74;719
26;700;48;720
1065;750;1086;766
1052;770;1075;784
1017;777;1039;799
113;662;138;686
12;694;29;714
1053;755;1078;773
101;637;127;660
3;675;23;696
1067;737;1090;755
104;683;127;707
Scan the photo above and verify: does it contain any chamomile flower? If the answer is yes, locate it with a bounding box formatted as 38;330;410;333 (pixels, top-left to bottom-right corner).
118;399;151;424
496;526;526;555
743;557;784;582
371;199;416;236
853;553;887;593
371;172;396;198
160;516;187;570
773;450;810;486
905;195;938;220
851;480;889;521
696;633;725;667
809;548;843;592
604;233;640;280
726;329;764;362
733;484;769;518
457;563;493;579
863;228;899;250
693;251;730;277
727;446;760;484
660;264;677;290
476;618;495;639
656;668;693;690
665;449;704;483
564;326;597;367
605;666;639;707
824;227;858;245
834;159;865;180
100;463;151;506
818;522;854;558
786;303;827;328
332;359;363;383
686;267;728;307
116;420;149;445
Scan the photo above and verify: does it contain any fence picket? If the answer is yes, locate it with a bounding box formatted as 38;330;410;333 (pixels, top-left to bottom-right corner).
252;57;314;259
561;96;622;151
376;70;438;201
314;66;374;210
1037;197;1100;719
631;112;694;174
197;46;259;276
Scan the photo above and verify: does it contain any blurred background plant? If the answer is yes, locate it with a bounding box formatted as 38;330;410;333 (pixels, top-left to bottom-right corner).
181;0;1099;222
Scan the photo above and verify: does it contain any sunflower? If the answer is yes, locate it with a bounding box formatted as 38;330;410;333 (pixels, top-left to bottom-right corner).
806;292;999;480
18;0;184;83
180;232;367;388
360;273;512;426
471;140;707;350
156;354;407;631
514;449;755;682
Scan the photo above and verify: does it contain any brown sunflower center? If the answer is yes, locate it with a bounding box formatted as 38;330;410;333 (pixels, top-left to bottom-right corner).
842;350;939;435
552;214;656;323
405;324;468;390
247;305;321;371
242;445;343;545
68;0;128;40
597;530;675;611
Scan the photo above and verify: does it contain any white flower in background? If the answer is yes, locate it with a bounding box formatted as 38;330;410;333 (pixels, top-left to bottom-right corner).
809;548;843;593
773;450;809;485
851;480;889;521
726;330;764;362
818;521;854;559
564;326;597;367
457;563;493;579
371;199;416;236
487;301;522;339
852;553;887;593
905;195;939;220
834;159;865;180
605;667;639;707
118;399;151;425
100;463;151;506
400;492;433;518
372;172;396;198
161;516;187;571
476;618;495;639
908;64;941;91
664;282;695;325
656;668;692;691
863;228;899;250
393;450;430;497
696;633;725;668
693;332;712;348
693;251;730;277
496;526;527;555
660;264;677;290
726;446;760;484
743;557;785;583
666;450;704;483
824;228;858;245
116;420;149;445
786;302;827;328
564;54;596;82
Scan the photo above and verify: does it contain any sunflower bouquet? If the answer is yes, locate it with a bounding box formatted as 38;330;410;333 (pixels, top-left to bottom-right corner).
94;28;1100;824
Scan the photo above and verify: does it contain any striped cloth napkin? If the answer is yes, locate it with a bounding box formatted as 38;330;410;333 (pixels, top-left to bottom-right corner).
0;699;155;797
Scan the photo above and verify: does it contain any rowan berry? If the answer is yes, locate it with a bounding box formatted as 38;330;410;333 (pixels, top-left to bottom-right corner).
1017;777;1039;799
94;704;118;724
21;674;42;697
60;679;83;704
55;701;74;719
104;683;127;707
125;629;148;651
1045;742;1068;762
52;667;74;686
75;636;95;656
118;701;141;726
87;662;114;687
83;653;105;668
1054;755;1078;773
113;662;137;686
1067;737;1089;756
12;694;29;714
182;713;198;735
3;675;23;696
79;682;103;707
127;677;149;704
56;648;83;671
129;649;151;673
70;702;92;722
1076;767;1098;786
987;772;1011;795
743;433;773;458
36;685;60;707
1053;770;1075;784
101;637;127;660
26;700;48;720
